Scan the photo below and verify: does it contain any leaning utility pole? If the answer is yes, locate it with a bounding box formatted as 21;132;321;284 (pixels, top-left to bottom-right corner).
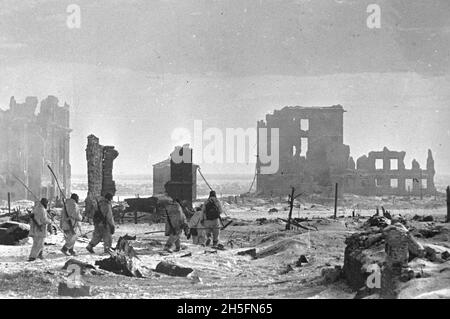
286;187;295;230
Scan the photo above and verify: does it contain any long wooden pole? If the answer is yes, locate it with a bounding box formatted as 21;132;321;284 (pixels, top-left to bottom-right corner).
334;183;338;219
446;186;450;223
7;192;11;215
286;187;295;230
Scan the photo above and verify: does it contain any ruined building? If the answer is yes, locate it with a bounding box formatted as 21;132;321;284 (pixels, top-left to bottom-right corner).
153;144;197;207
344;147;436;196
256;105;436;197
0;96;71;201
257;105;350;196
85;134;119;201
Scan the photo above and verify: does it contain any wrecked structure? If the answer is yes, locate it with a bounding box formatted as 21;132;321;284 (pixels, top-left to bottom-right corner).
153;145;197;207
0;96;71;201
85;135;118;213
257;105;349;196
344;148;436;196
256;105;436;197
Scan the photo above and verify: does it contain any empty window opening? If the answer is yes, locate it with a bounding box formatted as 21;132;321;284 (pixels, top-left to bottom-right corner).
390;178;398;188
422;179;427;189
390;159;398;170
405;179;413;192
376;177;383;187
375;159;383;170
300;138;308;157
300;119;309;131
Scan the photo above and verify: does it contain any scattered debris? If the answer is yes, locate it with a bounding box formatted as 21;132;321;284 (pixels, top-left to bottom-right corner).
365;215;391;228
412;215;434;222
295;255;309;267
155;261;193;277
0;221;30;245
95;235;143;277
237;248;257;259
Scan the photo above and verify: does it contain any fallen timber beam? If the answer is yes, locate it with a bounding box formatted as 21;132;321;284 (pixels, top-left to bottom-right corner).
277;218;318;231
142;221;234;235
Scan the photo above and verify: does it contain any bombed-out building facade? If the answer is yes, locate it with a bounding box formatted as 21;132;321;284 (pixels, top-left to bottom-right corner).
256;105;436;197
0;96;71;201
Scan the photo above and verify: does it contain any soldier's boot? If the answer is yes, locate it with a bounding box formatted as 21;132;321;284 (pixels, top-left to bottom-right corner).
205;238;211;246
27;257;36;262
164;245;173;253
37;251;45;260
61;245;70;256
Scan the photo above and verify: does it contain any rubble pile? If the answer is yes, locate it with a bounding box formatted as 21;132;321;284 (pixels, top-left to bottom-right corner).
343;228;386;290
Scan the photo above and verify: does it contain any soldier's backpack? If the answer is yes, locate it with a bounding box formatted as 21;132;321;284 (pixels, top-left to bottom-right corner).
205;198;220;220
93;200;106;225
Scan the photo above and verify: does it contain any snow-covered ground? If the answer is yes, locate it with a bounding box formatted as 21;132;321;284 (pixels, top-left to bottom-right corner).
0;195;448;299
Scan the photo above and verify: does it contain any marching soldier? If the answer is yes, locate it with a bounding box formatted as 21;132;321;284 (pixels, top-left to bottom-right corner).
86;193;116;254
188;206;205;245
164;199;189;252
60;193;82;256
28;198;52;261
201;191;223;247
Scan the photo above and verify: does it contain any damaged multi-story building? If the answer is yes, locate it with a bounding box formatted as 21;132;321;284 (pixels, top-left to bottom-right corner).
0;96;71;201
256;105;436;197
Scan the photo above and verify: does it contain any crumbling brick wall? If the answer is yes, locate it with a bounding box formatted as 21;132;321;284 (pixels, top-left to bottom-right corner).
0;96;71;201
85;134;119;198
85;134;119;216
102;146;119;196
86;135;103;199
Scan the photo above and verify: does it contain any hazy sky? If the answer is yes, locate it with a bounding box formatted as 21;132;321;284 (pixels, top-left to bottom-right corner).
0;0;449;175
